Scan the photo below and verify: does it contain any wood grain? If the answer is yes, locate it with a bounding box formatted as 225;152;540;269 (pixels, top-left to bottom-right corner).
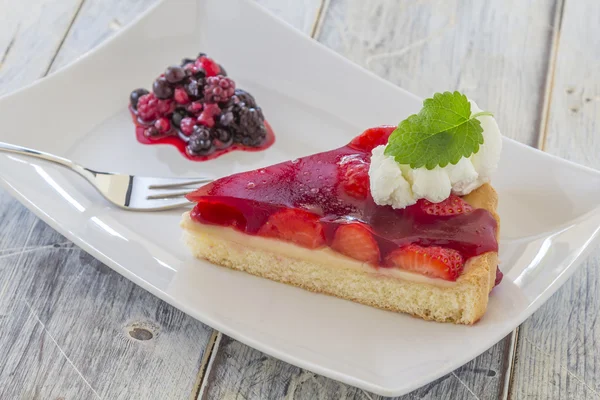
199;0;560;398
0;0;330;398
0;0;214;398
200;335;514;400
510;0;600;398
317;0;558;147
0;0;84;95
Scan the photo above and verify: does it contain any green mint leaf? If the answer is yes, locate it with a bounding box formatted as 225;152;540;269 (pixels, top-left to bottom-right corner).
384;91;491;169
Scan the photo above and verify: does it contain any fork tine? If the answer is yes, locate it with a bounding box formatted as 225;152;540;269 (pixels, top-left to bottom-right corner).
147;178;212;190
146;190;192;200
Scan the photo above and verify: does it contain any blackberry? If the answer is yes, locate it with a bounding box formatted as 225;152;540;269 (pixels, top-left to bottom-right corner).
212;127;233;149
184;78;203;99
192;125;211;140
218;64;227;76
238;106;267;143
153;77;173;99
204;76;235;103
130;88;149;110
171;109;187;127
187;132;214;156
165;65;186;83
234;89;257;109
181;58;195;67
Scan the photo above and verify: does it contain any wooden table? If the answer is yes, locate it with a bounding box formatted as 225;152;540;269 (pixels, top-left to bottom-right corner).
0;0;597;398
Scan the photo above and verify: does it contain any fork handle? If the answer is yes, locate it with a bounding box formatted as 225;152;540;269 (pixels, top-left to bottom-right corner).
0;141;95;179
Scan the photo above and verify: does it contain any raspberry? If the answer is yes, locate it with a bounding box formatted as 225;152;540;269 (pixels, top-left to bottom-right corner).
137;93;159;121
196;56;220;77
204;76;235;103
180;117;196;136
154;117;171;134
187;101;203;115
197;103;221;128
174;87;190;104
156;99;173;116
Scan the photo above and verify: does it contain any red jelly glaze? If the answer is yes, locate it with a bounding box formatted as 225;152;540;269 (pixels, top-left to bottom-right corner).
131;108;275;162
188;127;499;269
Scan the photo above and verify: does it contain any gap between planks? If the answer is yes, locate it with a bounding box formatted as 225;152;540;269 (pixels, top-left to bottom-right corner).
42;0;87;76
190;1;331;398
537;0;566;152
0;24;19;70
504;0;566;398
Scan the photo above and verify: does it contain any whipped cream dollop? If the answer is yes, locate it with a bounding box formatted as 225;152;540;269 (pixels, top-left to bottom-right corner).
369;101;502;209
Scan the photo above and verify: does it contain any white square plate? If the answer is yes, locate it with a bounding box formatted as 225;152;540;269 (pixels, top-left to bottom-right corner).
1;0;600;396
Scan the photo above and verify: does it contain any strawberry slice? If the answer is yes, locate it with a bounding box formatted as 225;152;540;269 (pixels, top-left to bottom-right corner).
494;267;503;286
419;194;473;216
331;223;380;264
385;244;464;281
338;155;370;200
258;209;325;249
349;125;396;152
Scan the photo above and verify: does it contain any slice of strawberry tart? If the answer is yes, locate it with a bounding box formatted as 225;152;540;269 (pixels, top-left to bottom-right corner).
182;91;503;324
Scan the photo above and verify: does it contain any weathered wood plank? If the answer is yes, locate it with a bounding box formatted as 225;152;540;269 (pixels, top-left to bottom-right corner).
200;334;513;400
0;221;214;399
0;0;83;95
316;0;557;147
49;0;158;72
199;0;559;398
0;300;100;399
510;0;600;398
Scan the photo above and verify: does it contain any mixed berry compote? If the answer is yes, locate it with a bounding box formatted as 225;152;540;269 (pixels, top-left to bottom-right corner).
129;53;274;161
187;126;500;282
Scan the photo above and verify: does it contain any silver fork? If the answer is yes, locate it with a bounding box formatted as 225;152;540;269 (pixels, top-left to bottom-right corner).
0;142;213;211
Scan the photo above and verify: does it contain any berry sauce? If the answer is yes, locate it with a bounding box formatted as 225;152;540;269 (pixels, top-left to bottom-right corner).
132;110;275;162
187;131;499;265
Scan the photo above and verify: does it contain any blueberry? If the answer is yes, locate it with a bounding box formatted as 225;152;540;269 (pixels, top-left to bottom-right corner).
164;66;186;83
153;77;173;99
130;88;149;110
218;64;227;76
171;109;187;127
